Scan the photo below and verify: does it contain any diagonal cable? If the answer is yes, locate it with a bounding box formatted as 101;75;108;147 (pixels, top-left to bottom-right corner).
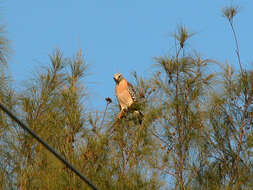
0;101;99;190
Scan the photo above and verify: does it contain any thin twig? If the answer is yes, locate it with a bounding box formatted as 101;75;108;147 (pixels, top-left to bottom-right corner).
229;21;243;74
0;101;99;190
148;128;172;149
100;97;112;129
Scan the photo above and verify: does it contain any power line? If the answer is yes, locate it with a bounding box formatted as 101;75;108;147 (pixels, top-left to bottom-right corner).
0;102;99;190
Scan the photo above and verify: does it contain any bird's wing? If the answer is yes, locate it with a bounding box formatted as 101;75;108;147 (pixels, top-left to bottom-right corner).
127;81;137;102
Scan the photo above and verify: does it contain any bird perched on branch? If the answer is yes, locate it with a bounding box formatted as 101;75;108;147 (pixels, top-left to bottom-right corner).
113;72;143;123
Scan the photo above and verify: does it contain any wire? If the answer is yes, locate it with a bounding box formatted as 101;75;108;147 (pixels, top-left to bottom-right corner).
0;101;99;190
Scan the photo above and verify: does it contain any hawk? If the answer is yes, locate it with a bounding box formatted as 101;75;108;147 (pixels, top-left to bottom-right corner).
113;72;143;122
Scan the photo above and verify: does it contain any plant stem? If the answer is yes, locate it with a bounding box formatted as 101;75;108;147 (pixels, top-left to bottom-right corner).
229;21;243;74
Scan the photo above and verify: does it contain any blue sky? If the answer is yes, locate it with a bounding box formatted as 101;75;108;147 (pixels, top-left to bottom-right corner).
3;0;253;109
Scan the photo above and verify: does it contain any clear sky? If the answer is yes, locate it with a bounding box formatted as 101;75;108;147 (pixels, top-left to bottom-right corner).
3;0;253;109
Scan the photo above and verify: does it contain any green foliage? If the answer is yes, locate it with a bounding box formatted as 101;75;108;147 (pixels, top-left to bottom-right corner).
152;26;215;190
0;25;10;65
1;2;253;190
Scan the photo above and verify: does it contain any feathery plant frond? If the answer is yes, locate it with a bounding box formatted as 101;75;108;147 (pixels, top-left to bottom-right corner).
0;26;10;65
223;5;243;74
153;26;215;190
69;48;88;80
0;23;16;190
49;49;65;72
222;5;239;23
16;49;91;189
174;25;194;49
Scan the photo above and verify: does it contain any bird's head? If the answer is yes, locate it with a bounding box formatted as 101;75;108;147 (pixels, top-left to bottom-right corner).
113;72;123;84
